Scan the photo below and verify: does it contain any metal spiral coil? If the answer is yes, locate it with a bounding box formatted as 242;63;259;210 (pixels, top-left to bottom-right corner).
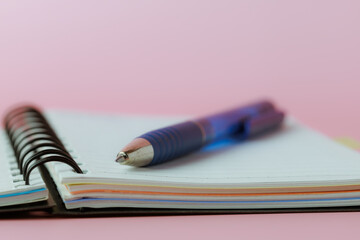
3;105;83;185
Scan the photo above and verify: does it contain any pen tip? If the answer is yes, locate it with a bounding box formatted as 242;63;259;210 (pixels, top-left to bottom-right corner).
115;152;129;165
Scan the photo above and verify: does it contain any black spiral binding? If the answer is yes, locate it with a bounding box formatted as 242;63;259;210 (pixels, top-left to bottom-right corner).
3;105;83;185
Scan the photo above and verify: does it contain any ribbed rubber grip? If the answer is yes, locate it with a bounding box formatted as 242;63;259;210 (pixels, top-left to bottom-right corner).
139;121;203;166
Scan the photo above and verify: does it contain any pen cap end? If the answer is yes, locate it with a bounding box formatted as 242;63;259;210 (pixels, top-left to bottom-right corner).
247;110;285;137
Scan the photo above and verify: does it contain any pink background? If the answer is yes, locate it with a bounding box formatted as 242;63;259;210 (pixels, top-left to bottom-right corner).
0;0;359;239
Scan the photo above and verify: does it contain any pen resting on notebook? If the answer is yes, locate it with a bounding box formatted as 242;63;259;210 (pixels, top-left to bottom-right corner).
115;100;285;167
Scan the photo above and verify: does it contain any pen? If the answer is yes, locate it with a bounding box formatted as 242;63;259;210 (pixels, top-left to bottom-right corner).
115;100;285;167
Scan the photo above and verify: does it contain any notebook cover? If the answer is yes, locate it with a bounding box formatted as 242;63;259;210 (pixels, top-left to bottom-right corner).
0;200;53;214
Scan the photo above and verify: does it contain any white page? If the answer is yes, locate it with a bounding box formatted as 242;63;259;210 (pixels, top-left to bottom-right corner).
0;130;48;207
45;110;360;188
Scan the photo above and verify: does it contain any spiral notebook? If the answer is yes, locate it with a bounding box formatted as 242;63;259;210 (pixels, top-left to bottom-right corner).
1;105;360;216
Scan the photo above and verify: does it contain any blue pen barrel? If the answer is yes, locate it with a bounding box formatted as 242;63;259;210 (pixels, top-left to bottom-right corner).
140;100;284;166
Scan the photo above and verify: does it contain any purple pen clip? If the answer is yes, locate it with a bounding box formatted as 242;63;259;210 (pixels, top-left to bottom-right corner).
230;100;284;139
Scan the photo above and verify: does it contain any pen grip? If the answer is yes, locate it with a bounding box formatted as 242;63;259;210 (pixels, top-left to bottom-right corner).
139;121;204;166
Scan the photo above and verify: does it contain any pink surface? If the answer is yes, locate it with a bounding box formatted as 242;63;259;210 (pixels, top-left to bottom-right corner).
0;0;359;239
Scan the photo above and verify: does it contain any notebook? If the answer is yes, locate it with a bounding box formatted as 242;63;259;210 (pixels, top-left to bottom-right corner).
1;105;360;216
